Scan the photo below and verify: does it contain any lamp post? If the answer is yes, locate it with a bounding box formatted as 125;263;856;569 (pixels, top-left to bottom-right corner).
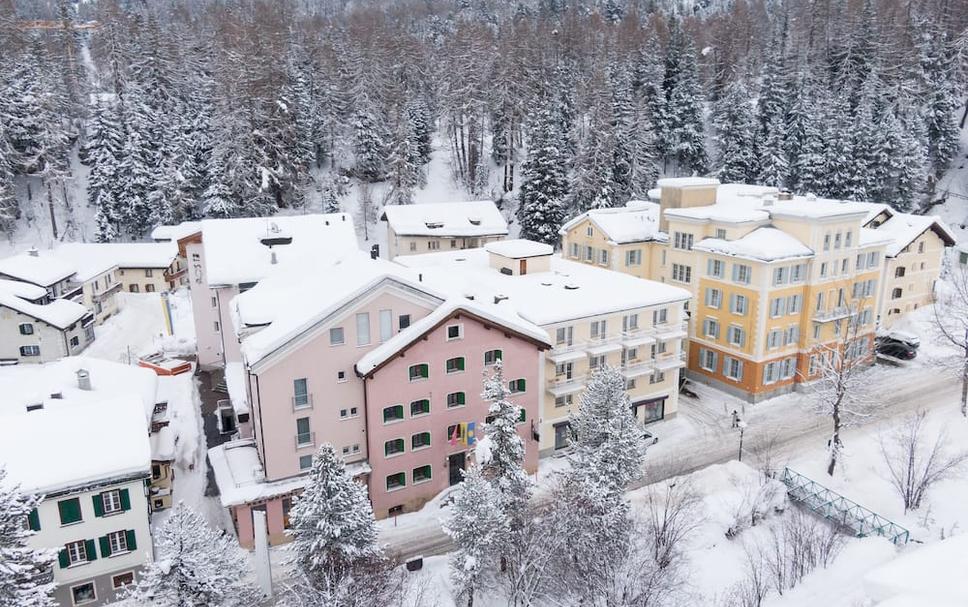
737;420;748;462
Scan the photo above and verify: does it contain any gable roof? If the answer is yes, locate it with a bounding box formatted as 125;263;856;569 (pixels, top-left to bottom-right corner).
0;250;75;287
56;242;178;274
560;201;667;244
693;227;814;262
874;213;957;257
0;291;89;328
0;278;47;301
356;299;551;377
381;201;509;237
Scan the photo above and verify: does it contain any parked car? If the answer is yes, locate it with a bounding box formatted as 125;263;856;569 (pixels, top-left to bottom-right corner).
876;329;920;350
642;429;659;445
876;341;917;360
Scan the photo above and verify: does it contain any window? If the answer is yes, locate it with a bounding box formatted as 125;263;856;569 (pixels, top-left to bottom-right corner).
296;417;312;447
447;324;463;340
672;263;692;283
379;309;392;342
791;264;805;282
409;242;417;252
723;356;744;381
447;424;466;443
650;370;665;384
653;308;668;325
58;498;82;525
71;581;96;605
555;394;574;408
107;530;128;554
785;325;800;345
589;354;606;369
769;297;786;318
428;241;440;250
446;357;465;374
399;314;411;330
892;288;903;299
708;259;725;278
293;378;309;408
585;246;593;261
772;267;788;286
705;288;722;309
446;392;466;408
626;378;637;389
590;319;607;339
823;233;831;251
508;378;526;393
555;326;573;346
408;364;429;381
130;284;139;293
699;348;717;372
409;399;430;417
787;294;802;314
856;254;866;271
384;438;405;457
383;404;404;423
623;313;639;332
356;313;370;345
19;345;41;357
413;465;432;484
211;296;217;308
299;455;313;470
556;362;573;379
867;252;879;267
412;432;431;450
484;349;503;365
820;262;828;278
732;264;751;284
69;336;80;348
673;232;694;250
112;572;134;590
586;225;594;237
834;232;842;249
101;489;122;515
65;539;88;565
730;294;748;316
329;327;344;345
145;284;156;293
339;407;360;419
703;318;720;339
386;473;406;491
625;249;642;266
895;266;906;278
716;228;727;239
569;242;579;258
337;371;347;383
599;249;609;265
18;323;33;335
767;329;782;349
727;326;745;347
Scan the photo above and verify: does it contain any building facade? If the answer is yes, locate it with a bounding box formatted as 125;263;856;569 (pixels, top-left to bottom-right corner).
382;200;509;259
0;295;93;364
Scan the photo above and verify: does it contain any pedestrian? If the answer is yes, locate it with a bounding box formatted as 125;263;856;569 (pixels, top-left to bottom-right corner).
731;410;740;428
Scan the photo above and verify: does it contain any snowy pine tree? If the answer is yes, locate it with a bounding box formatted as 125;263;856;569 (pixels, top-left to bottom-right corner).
288;444;382;594
569;94;616;212
352;96;388;183
386;111;423;206
444;465;508;607
479;360;531;517
0;469;55;607
661;19;707;175
713;78;759;183
123;504;258;607
917;26;961;176
757;112;790;188
517;96;569;245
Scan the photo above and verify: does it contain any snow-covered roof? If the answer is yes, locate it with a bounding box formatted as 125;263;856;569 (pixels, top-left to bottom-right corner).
396;249;691;326
233;254;446;366
656;177;721;188
150;425;176;462
208;439;371;507
0;278;46;301
859;227;895;248
664;184;775;224
0;250;75;286
381;201;509;237
50;246;117;282
151;221;202;242
559;201;667;244
356;298;550;376
0;357;160;426
767;196;871;220
484;239;553;258
0;291;89;329
0;397;150;494
693;227;814;262
56;242;178;274
201;213;359;286
874;213;957;257
864;533;968;605
224;362;250;415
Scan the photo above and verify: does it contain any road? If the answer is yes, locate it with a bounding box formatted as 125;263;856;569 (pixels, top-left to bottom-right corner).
379;365;962;562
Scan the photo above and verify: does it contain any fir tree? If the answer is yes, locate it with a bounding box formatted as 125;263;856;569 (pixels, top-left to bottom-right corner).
661;19;707;175
444;465;508;607
917;27;960;176
123;504;259;607
569;96;616;212
319;173;347;214
713;78;758;183
386;111;423;206
791;85;828;195
352;96;388;183
479;360;531;517
757;112;790;188
0;469;55;607
202;159;239;219
517;95;569;245
288;444;382;593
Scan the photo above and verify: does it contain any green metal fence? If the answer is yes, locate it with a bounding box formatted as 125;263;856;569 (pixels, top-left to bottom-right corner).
780;467;911;545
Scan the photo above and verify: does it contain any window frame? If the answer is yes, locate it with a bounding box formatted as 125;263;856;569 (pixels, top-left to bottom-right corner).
411;432;431;451
386;472;406;491
409;399;430;416
446;391;466;408
383;404;405;423
445;356;466;374
412;465;433;484
446;324;463;341
384;438;406;457
329;327;345;346
70;581;97;605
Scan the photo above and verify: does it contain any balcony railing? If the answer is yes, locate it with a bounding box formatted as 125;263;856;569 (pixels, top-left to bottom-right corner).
619;360;654;378
548;373;586;397
92;281;123;302
292;393;314;411
295;431;315;449
812;306;858;323
60;282;84;301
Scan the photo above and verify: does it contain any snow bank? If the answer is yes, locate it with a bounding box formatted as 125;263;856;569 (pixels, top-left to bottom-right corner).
864;533;968;604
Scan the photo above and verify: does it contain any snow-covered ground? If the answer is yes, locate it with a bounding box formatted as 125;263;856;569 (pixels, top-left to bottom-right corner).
84;289;195;362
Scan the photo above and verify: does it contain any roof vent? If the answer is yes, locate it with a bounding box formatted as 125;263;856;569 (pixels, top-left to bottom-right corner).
468;217;482;226
564;283;580;290
494;295;508;304
540;281;552;286
76;369;91;391
777;191;793;201
28;247;39;257
50;392;63;399
26;403;44;412
425;221;444;229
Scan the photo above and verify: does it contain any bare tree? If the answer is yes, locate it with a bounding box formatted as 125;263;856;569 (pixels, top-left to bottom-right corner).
880;410;968;512
804;302;878;476
500;510;566;607
932;259;968;418
722;546;770;607
642;480;701;569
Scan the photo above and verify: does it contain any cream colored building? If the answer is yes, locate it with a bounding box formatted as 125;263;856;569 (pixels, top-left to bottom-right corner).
56;242;185;294
396;239;691;454
382;200;509;259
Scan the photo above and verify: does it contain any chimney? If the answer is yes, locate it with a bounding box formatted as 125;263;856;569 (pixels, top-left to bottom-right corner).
28;247;39;257
370;244;380;260
777;191;793;201
270;251;278;265
76;369;91;390
657;178;720;232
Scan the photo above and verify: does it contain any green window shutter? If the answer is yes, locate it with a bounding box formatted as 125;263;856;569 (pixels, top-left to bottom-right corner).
27;509;40;532
519;379;526;391
58;498;81;525
119;488;131;511
457;357;465;370
421;364;429;378
457;392;465;405
99;535;112;558
92;494;104;517
85;539;97;562
496;350;502;361
57;549;69;569
518;408;526;423
125;529;137;551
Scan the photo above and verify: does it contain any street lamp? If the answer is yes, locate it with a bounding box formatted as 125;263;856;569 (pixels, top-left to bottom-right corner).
737;420;747;462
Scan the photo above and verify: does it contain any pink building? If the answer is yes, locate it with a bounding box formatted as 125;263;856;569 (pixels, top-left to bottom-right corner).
208;253;548;548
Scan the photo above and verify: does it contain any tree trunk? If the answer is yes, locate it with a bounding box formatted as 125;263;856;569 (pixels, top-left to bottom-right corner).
961;338;967;417
827;406;841;476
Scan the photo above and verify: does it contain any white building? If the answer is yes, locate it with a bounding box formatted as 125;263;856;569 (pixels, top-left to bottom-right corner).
0;367;152;607
55;242;185;294
0;282;93;364
381;200;509;259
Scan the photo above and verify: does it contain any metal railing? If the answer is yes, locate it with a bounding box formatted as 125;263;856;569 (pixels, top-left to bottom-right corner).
812;305;858;323
292;393;314;411
781;467;910;545
295;431;315;449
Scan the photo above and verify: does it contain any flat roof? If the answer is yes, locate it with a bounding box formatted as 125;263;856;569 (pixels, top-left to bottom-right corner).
484;239;553;258
381;201;508;237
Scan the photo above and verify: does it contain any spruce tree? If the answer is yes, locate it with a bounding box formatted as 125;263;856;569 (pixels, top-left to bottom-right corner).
123;504;259;607
916;24;960;175
517;96;569;245
0;469;55;607
569;97;616;212
479;360;531;517
352;96;388;183
713;78;758;183
661;19;707;175
757;112;790;188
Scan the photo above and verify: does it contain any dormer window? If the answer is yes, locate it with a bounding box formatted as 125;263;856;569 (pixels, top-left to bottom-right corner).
468;218;482;226
425;221;444;229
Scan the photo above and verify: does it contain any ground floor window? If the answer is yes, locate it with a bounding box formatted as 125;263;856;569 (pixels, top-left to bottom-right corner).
632;397;666;424
554;422;571;450
112;572;134;589
71;581;96;605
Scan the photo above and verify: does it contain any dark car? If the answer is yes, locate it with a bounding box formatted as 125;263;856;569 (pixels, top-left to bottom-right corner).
877;341;917;360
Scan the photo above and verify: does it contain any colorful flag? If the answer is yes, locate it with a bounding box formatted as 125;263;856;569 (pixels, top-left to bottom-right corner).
465;422;476;446
449;424;459;446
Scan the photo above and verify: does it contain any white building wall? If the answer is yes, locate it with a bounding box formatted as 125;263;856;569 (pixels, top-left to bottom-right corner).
0;306;89;363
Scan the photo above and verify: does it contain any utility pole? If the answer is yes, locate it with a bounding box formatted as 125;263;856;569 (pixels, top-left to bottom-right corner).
962;328;967;418
737;420;747;461
47;181;58;240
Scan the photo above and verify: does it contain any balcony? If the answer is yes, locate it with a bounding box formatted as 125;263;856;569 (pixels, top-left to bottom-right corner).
548;373;586;397
547;344;587;364
585;335;623;356
655;350;688;372
621;329;657;348
164;266;187;282
655;321;689;341
291;393;314;411
31;567;53;586
620;360;654;378
294;431;315;449
92;281;123;302
812;306;858;323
